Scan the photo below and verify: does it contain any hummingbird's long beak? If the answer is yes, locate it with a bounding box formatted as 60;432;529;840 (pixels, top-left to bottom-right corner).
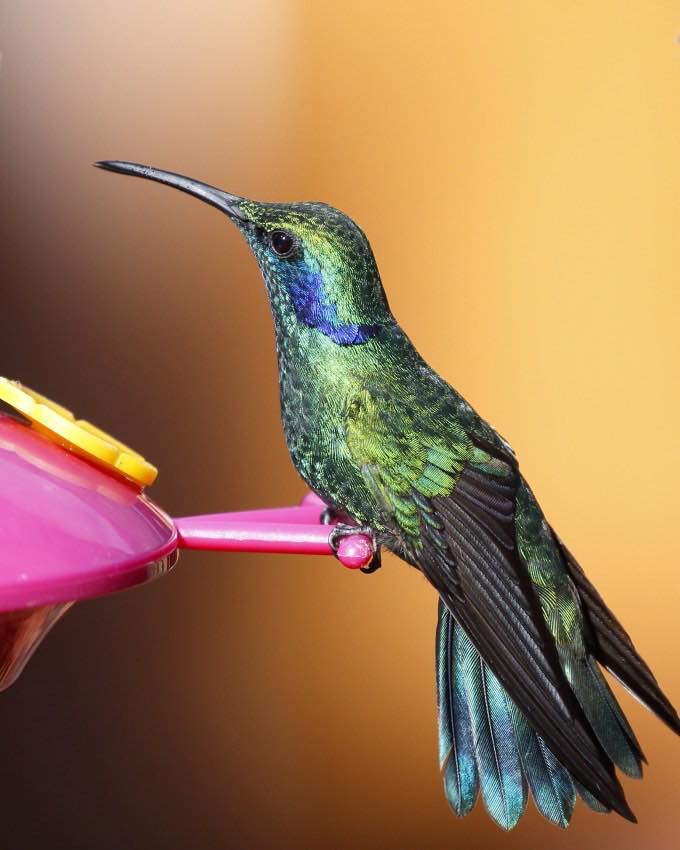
94;161;248;222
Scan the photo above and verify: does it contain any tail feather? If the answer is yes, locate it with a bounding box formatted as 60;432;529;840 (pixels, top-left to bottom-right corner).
456;623;528;830
506;699;576;828
564;655;644;778
574;781;611;814
436;602;479;816
436;600;642;829
434;479;674;829
438;603;527;829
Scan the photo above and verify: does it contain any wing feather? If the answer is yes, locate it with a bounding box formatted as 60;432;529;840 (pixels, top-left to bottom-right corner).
554;533;680;736
421;459;633;818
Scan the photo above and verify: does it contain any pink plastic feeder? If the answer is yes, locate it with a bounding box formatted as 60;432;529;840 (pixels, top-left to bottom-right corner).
0;380;373;690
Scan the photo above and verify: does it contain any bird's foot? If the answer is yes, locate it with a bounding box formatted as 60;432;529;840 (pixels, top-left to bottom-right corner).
320;506;338;526
328;523;382;574
319;505;353;526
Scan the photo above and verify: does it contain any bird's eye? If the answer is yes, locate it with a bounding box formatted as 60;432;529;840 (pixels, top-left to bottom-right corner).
270;230;297;258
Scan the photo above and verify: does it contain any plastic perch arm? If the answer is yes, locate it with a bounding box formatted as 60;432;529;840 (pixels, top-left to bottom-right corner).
174;492;375;570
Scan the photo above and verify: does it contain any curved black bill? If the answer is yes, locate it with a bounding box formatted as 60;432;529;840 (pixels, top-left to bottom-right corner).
94;161;247;222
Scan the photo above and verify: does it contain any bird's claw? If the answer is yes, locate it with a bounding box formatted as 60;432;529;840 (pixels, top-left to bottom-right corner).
328;523;382;573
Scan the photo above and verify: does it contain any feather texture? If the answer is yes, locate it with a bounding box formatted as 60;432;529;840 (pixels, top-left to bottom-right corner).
555;533;680;736
436;599;638;828
563;655;643;778
505;697;576;827
574;781;611;814
456;618;527;829
435;475;652;827
436;602;479;817
437;601;578;828
421;463;633;819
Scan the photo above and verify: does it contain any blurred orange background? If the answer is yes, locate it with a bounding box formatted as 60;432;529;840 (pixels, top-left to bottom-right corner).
1;2;679;848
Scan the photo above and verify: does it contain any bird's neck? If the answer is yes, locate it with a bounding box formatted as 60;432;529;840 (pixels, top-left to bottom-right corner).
272;314;419;398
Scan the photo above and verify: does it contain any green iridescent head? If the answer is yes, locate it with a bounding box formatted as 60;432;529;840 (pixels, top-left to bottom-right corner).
96;161;392;345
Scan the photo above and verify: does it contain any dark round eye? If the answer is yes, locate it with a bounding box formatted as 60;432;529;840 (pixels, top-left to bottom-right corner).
270;229;296;258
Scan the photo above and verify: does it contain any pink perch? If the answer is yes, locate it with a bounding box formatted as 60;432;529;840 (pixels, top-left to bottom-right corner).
175;492;375;570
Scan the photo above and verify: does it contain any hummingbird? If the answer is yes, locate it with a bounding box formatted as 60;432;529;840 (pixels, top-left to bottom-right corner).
96;160;679;829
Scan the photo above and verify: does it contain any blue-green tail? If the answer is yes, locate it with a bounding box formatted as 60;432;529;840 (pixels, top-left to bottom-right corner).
436;601;643;829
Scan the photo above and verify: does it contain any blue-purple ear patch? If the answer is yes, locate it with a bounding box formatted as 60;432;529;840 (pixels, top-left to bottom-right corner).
288;271;380;345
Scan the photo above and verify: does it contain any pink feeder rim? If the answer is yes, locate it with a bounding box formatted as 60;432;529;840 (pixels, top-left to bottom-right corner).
0;413;178;611
0;411;178;690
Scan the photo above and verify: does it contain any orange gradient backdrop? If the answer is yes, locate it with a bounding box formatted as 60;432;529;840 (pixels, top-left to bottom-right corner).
1;3;678;849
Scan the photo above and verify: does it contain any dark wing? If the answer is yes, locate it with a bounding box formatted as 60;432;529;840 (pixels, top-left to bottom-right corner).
344;391;633;818
554;532;680;736
419;452;633;819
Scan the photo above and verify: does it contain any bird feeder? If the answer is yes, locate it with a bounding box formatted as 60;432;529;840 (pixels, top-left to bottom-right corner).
0;378;373;690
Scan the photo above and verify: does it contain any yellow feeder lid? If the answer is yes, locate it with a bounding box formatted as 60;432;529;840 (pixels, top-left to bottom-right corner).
0;377;158;487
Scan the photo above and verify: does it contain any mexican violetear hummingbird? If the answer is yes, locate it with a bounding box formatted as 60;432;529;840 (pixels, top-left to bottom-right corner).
96;160;679;829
